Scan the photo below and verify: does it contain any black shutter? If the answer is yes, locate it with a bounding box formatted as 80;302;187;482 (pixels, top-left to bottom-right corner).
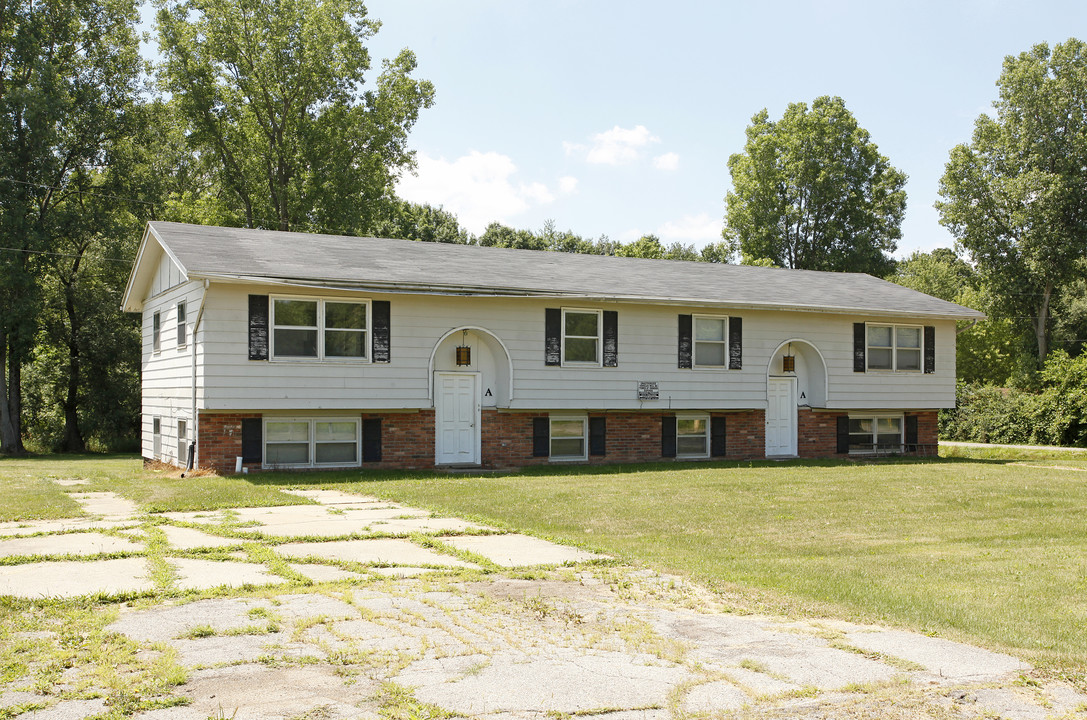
241;418;262;463
589;417;606;456
545;309;561;366
248;295;269;361
853;323;866;372
711;416;727;457
661;416;677;458
532;417;550;457
678;314;692;369
923;326;935;374
836;416;850;454
602;311;618;367
905;415;918;447
372;301;391;363
728;316;743;370
362;418;382;462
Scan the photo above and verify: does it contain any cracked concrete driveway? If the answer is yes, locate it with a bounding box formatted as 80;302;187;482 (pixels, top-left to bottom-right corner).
0;487;1084;719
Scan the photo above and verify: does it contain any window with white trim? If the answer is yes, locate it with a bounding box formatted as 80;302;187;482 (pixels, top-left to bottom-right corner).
562;309;601;365
550;416;587;460
152;311;161;353
693;315;728;368
848;415;903;454
177;302;187;347
264;418;361;468
676;414;710;458
177;419;187;466
271;297;369;361
152;417;161;459
867;324;922;372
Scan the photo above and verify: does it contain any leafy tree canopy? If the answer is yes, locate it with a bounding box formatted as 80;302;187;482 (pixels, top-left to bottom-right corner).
155;0;435;234
937;38;1087;362
724;95;906;277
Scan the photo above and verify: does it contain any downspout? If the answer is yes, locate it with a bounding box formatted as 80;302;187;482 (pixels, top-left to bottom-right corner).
184;279;210;476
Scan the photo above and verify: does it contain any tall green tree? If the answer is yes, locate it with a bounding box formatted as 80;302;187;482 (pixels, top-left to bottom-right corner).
0;0;143;454
372;200;471;244
156;0;435;234
724;96;907;277
937;38;1087;363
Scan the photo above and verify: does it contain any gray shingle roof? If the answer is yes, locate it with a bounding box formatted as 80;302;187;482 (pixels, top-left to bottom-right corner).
139;221;983;319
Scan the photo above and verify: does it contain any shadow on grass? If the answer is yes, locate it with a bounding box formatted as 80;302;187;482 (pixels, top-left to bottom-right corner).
242;453;1015;489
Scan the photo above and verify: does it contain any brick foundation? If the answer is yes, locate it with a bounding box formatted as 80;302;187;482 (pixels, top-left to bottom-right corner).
193;407;940;473
797;408;940;458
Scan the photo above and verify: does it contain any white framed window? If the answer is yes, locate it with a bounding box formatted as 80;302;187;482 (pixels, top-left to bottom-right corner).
263;418;361;468
867;324;922;372
847;414;903;454
271;297;369;361
176;302;187;347
152;417;161;459
693;315;728;368
177;419;187;466
561;308;601;366
152;311;161;353
550;415;587;461
676;413;710;458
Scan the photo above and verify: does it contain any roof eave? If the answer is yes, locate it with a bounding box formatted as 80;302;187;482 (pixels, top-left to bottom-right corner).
190;272;986;321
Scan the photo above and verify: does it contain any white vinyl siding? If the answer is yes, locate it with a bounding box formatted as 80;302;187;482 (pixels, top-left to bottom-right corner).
693;315;728;368
264;418;360;469
867;324;922;372
676;414;709;458
195;285;958;412
550;416;587;460
271;297;369;361
562;308;601;366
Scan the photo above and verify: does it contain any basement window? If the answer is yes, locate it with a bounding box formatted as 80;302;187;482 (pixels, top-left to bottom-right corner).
264;418;360;468
848;415;903;454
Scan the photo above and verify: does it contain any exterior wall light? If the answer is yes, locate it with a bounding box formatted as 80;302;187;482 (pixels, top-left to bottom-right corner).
782;343;795;373
456;330;471;366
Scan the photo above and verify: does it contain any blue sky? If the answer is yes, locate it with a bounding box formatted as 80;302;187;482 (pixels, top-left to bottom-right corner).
142;1;1086;256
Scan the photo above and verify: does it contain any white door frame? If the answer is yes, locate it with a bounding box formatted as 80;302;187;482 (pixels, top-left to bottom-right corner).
434;371;481;465
766;376;798;457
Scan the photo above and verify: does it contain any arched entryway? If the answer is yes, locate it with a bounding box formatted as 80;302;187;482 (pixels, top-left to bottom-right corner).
428;327;513;465
765;339;828;456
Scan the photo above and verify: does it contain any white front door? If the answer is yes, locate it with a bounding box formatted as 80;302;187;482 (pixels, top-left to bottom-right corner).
435;372;480;465
766;377;797;456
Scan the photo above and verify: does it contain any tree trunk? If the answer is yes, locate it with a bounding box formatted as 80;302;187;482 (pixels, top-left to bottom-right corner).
1035;281;1053;362
60;278;85;452
0;332;25;455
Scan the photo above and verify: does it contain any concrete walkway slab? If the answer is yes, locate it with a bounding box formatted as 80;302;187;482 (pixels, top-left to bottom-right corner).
362;516;490;535
0;518;137;537
287;562;366;583
17;698;108;719
0;557;154;598
276;538;479;569
109;598;274;643
170;558;288;591
0;531;143;558
68;491;139;519
159;525;241;550
283;489;383;505
843;628;1027;681
441;533;609;567
398;649;691;714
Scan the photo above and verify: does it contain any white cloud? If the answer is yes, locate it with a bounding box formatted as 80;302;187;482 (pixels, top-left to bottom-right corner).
558;175;578;194
653;152;680;171
565;125;661;165
656;213;723;244
621;213;724;246
396;151;558;234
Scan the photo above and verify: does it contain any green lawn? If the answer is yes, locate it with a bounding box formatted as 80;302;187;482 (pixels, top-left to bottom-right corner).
2;449;1085;680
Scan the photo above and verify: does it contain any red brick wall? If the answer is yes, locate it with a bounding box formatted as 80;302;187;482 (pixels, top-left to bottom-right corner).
195;407;941;473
